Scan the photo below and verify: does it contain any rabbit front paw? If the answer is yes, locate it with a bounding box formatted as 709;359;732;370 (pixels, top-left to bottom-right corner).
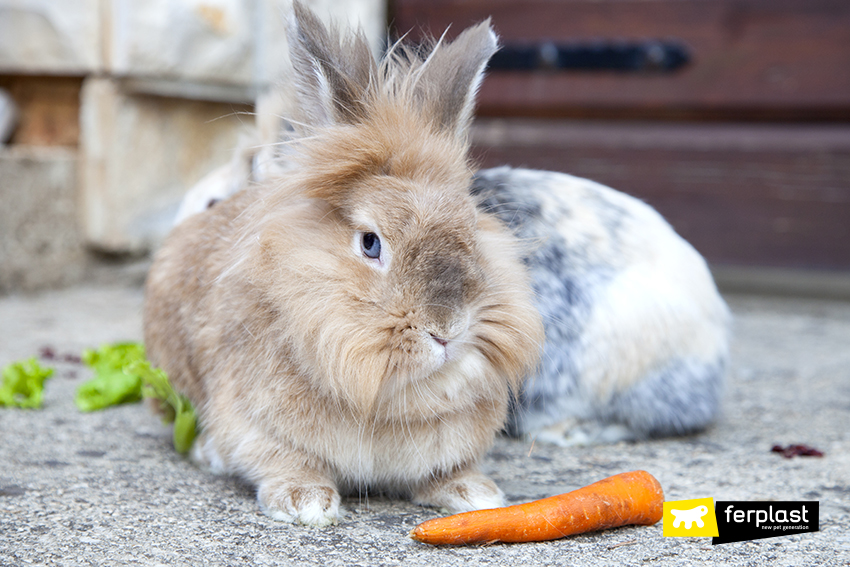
413;468;505;514
258;481;341;527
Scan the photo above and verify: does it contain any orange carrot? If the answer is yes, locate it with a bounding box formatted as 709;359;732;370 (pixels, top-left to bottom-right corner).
410;470;663;545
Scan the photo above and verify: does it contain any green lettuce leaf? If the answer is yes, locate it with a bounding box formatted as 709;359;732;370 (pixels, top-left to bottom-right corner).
127;359;197;454
76;342;197;454
75;342;146;412
81;342;146;375
0;358;54;409
74;370;143;412
172;401;198;455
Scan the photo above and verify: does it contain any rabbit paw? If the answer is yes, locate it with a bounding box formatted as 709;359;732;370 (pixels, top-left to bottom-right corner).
413;469;505;514
188;433;227;474
258;481;341;527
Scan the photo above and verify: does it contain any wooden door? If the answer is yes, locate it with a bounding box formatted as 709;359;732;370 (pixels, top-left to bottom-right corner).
393;0;850;271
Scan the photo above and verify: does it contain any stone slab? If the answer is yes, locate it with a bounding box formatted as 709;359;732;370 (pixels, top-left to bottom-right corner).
110;0;386;99
0;146;87;293
0;0;102;74
79;77;254;252
0;0;386;99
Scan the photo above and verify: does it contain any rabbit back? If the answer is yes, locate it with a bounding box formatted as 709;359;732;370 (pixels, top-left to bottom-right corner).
472;166;730;444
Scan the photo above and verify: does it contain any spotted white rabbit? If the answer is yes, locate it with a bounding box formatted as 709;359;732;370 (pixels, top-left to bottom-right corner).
472;166;729;445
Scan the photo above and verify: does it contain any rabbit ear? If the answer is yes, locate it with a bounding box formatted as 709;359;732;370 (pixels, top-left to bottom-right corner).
288;1;376;126
414;20;498;139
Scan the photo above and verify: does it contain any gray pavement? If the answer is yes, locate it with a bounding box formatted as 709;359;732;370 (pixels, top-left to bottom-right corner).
1;283;849;566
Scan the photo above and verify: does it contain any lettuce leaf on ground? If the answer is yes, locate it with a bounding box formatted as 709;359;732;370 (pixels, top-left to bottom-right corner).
128;359;197;454
75;342;197;454
0;358;54;409
75;342;145;412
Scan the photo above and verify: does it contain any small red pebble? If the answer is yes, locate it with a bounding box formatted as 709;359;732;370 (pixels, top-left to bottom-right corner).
38;345;82;364
61;353;82;364
39;346;57;360
771;444;824;458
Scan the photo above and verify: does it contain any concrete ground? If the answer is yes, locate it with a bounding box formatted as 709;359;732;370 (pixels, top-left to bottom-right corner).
1;283;848;566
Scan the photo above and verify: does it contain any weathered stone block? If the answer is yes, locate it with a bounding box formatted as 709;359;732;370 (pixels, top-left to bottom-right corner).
111;0;386;101
79;77;253;253
0;1;386;93
0;0;102;74
0;147;86;293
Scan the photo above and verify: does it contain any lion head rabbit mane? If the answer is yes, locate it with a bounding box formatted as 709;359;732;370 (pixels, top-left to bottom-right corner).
144;1;544;526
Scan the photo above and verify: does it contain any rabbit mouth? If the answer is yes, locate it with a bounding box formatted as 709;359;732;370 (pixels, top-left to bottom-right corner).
376;324;473;399
391;331;458;381
429;333;451;363
427;313;471;365
371;343;496;421
427;330;469;368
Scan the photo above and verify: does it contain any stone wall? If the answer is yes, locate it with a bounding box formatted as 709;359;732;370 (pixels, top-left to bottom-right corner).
0;0;386;292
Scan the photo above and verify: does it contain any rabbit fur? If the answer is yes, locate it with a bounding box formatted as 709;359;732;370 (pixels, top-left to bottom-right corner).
145;2;545;526
471;167;730;445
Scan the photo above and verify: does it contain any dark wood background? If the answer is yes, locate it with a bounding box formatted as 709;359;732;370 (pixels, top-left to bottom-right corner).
392;0;850;271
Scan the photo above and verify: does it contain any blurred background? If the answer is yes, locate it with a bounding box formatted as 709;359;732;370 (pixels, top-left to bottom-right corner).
1;0;849;296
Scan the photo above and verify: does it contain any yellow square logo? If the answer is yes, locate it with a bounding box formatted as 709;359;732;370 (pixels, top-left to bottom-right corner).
663;498;720;537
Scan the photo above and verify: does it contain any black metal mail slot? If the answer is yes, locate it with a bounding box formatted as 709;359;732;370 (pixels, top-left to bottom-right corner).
488;40;691;72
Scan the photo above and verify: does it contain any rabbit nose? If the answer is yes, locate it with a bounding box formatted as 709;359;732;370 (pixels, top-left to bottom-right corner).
427;313;469;347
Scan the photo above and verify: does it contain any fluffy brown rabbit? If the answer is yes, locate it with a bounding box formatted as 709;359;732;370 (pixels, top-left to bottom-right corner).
143;3;543;526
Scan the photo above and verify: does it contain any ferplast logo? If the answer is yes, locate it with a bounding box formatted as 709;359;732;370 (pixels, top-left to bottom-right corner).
713;501;819;545
662;498;819;544
662;498;719;537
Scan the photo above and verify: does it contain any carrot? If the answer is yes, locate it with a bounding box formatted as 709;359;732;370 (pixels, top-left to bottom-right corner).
410;470;663;545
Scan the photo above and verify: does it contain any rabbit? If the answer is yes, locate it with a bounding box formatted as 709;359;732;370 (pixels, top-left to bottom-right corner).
144;1;544;527
471;167;730;445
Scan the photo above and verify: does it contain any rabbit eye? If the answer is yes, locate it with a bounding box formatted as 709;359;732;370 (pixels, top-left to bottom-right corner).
361;232;381;259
